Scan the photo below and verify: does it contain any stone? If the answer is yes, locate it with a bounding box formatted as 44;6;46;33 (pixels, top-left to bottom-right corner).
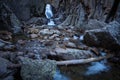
26;17;47;25
65;42;76;48
49;34;59;39
0;57;15;80
20;57;56;80
0;41;5;48
0;3;22;33
3;45;16;51
28;28;39;34
2;76;14;80
39;29;60;35
54;48;94;60
17;40;26;45
82;19;107;30
84;21;120;50
2;0;45;21
30;34;38;38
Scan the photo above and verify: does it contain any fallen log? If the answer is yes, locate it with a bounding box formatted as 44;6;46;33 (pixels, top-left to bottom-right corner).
56;54;113;66
0;39;12;44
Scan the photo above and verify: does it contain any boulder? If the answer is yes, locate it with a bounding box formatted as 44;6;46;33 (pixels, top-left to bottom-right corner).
84;21;120;50
2;0;45;21
0;2;22;33
54;48;94;60
81;19;107;30
20;57;56;80
0;57;15;80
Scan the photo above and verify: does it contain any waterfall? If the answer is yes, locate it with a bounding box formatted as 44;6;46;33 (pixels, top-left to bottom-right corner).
45;4;55;26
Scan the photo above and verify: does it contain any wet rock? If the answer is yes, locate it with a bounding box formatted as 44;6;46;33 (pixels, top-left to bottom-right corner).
84;21;120;50
20;57;56;80
0;57;15;80
54;48;94;60
30;34;38;38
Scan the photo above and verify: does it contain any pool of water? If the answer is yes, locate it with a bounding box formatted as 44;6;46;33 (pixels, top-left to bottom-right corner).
54;60;120;80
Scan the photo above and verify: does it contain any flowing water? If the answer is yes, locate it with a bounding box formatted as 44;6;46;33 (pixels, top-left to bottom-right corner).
45;4;55;26
53;52;120;80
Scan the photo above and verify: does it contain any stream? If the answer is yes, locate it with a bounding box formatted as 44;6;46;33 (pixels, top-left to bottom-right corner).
54;60;120;80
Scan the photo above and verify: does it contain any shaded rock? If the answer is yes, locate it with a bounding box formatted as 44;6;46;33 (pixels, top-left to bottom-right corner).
0;31;12;41
20;57;56;80
2;76;14;80
0;3;22;33
81;19;107;30
2;0;45;21
54;48;94;60
26;17;47;25
84;21;120;50
0;57;15;80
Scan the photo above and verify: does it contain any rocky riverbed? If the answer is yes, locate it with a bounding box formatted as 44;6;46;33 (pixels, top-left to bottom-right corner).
0;20;120;80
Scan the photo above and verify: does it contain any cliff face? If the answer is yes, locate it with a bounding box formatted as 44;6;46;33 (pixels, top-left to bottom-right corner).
0;0;120;28
49;0;117;26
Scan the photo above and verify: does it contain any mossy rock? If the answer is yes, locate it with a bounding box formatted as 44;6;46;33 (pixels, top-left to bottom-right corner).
20;57;57;80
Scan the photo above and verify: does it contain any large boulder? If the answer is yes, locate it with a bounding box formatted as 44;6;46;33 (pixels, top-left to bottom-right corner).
20;57;56;80
1;0;45;21
0;57;15;80
84;21;120;50
81;19;107;30
0;2;22;33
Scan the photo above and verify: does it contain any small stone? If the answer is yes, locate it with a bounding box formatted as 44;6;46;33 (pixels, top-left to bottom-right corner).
30;34;38;38
28;52;35;58
28;28;39;34
17;52;24;56
0;41;5;47
65;42;76;48
17;40;25;45
49;34;59;39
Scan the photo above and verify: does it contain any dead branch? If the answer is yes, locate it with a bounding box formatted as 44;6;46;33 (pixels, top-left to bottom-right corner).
56;54;113;66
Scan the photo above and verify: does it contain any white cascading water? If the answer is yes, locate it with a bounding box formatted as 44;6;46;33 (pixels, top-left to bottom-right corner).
85;52;110;75
45;4;55;26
